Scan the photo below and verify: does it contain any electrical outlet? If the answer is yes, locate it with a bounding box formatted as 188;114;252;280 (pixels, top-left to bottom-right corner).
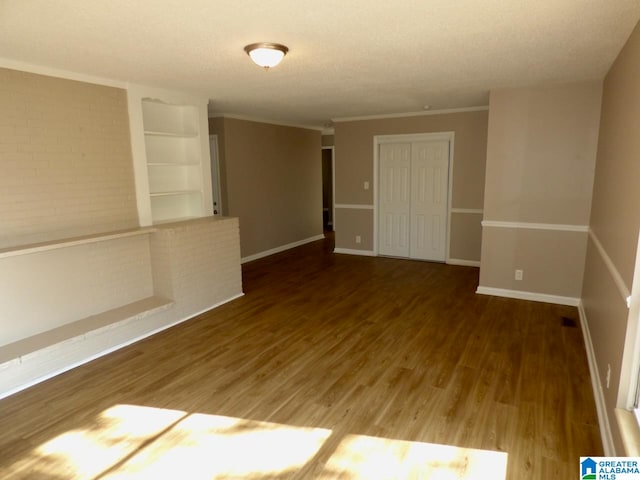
606;363;611;389
515;269;523;281
355;235;361;244
364;181;369;190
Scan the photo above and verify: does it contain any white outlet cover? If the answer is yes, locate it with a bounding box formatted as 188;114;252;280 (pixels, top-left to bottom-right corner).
364;181;369;190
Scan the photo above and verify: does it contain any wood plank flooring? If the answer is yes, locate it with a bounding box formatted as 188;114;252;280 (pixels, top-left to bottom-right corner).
0;234;603;479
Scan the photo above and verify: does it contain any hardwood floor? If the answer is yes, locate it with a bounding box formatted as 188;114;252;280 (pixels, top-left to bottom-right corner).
0;234;602;479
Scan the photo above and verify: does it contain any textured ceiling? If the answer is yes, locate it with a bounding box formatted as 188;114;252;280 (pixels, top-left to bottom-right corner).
1;1;639;128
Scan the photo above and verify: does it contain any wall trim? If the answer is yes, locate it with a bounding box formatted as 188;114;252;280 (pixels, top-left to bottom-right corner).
447;258;481;267
0;293;245;400
332;106;489;123
589;228;631;306
476;286;580;306
334;204;374;210
241;234;325;264
209;112;324;132
578;301;617;456
481;220;589;233
333;248;376;257
451;208;484;215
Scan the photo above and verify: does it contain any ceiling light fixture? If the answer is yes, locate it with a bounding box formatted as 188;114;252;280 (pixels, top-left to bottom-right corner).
244;42;289;69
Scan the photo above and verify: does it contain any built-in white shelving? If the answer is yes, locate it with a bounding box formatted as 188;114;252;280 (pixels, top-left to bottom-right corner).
141;99;208;224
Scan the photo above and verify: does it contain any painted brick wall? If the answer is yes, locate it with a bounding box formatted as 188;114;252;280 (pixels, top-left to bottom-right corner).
0;68;138;248
0;217;242;350
0;68;244;395
150;217;243;317
0;235;153;346
0;217;244;395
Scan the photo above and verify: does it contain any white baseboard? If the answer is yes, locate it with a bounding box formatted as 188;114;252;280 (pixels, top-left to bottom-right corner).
447;258;481;267
0;293;244;400
241;235;325;264
476;286;580;306
333;248;376;257
578;301;616;455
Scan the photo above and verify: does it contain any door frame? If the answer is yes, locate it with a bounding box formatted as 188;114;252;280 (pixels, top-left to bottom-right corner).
373;132;455;261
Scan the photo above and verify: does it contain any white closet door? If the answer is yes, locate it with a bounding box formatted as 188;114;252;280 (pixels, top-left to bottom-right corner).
379;143;411;257
410;141;449;261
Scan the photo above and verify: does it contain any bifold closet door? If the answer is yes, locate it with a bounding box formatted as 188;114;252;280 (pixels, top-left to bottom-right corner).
379;143;411;257
410;141;449;261
378;139;449;261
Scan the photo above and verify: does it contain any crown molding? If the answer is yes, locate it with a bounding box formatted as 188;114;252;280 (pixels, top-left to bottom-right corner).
332;106;489;123
0;57;128;89
209;112;324;132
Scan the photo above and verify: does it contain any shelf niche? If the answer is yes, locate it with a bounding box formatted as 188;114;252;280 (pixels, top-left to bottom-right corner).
141;98;206;224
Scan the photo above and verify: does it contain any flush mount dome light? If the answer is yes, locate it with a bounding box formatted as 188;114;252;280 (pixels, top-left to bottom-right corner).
244;42;289;69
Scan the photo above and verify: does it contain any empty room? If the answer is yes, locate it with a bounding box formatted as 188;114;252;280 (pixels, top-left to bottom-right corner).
1;1;640;479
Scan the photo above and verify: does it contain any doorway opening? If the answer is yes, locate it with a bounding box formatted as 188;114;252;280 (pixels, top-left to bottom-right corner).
209;135;222;216
321;146;335;232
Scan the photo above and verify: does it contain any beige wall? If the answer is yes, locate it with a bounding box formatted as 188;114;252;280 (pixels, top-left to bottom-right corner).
449;213;483;262
0;68;138;248
480;227;588;297
582;20;640;454
588;24;640;286
582;238;630;454
210;117;323;258
321;134;334;147
335;209;374;251
334;111;488;260
483;83;602;225
479;82;602;299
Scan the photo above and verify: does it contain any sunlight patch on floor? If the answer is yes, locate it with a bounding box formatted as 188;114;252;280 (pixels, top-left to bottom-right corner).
101;411;333;479
323;434;508;479
6;404;188;479
5;404;508;479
